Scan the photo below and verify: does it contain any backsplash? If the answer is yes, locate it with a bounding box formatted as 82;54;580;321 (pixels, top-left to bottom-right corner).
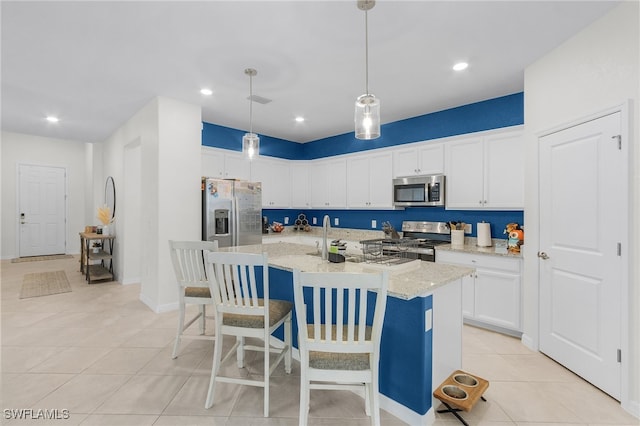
263;208;524;239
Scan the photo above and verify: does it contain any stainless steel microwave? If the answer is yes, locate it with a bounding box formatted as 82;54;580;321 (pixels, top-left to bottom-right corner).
392;175;445;207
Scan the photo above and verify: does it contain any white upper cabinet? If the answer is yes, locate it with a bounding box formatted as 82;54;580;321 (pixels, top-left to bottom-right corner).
250;156;291;208
290;162;311;209
483;132;524;209
445;130;524;210
347;151;393;208
392;142;444;177
310;158;347;209
201;147;251;181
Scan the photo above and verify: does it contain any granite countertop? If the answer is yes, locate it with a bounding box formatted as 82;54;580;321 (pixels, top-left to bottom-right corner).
220;242;473;300
437;237;523;259
264;227;523;259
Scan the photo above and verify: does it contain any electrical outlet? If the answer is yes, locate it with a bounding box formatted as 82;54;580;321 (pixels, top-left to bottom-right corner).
284;217;289;225
312;217;317;225
334;218;339;226
464;223;472;234
371;220;377;229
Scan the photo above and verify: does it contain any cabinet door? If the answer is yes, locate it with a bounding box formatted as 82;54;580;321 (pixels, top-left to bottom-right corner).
251;157;290;208
290;162;310;208
326;159;347;208
461;273;475;318
445;137;484;209
474;268;521;331
224;152;251;180
310;161;328;208
202;148;225;178
347;156;371;207
484;133;524;209
417;143;444;175
367;152;393;208
392;147;419;177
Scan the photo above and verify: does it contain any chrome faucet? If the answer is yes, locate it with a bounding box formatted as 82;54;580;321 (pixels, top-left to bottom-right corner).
321;214;331;261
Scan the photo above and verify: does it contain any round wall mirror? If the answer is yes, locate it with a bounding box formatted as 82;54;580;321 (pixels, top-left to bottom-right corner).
104;176;116;220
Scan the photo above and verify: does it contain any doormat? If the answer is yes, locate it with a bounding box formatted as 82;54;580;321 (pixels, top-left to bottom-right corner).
20;271;71;299
12;254;73;263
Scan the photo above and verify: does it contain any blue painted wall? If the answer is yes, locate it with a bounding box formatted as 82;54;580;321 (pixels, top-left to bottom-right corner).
263;208;523;239
202;92;525;233
302;92;524;159
202;122;304;160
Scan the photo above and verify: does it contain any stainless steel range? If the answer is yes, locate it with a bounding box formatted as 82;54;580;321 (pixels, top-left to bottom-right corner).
399;221;451;262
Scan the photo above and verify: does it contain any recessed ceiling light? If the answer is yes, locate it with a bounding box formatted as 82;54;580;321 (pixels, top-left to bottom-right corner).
295;116;305;123
200;88;213;96
46;116;59;123
453;62;469;71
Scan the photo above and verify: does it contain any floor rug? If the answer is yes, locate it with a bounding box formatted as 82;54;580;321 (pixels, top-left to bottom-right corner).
12;254;73;263
20;271;72;299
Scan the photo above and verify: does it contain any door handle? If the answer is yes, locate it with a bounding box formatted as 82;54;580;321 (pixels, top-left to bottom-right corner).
537;251;550;260
20;213;26;224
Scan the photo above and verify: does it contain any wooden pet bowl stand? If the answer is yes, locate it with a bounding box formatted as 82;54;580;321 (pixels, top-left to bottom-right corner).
433;370;489;425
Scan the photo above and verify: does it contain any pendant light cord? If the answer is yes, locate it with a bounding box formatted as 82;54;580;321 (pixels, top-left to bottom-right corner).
365;8;369;96
249;73;253;134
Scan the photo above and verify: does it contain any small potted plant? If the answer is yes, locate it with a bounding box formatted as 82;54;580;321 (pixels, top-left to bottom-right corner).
91;241;102;254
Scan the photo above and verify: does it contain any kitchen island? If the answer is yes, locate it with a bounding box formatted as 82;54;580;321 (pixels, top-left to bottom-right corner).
219;241;473;425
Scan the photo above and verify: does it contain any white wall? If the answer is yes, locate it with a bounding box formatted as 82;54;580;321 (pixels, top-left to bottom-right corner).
100;97;201;311
523;1;639;415
1;131;89;259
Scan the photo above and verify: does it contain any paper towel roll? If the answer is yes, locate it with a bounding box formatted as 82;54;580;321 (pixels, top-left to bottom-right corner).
477;222;492;247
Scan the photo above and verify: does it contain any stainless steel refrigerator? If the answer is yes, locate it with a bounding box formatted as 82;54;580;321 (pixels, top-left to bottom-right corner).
202;178;263;247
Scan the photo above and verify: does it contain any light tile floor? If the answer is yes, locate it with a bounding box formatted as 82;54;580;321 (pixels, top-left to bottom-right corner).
1;256;638;425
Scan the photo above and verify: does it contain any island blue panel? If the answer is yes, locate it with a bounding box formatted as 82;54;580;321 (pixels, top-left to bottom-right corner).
267;267;433;416
379;295;433;415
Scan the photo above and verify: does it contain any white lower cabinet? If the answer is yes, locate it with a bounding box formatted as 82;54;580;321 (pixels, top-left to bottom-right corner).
437;250;522;335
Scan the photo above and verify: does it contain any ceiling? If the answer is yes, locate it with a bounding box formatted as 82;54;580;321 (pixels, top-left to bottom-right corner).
1;1;620;144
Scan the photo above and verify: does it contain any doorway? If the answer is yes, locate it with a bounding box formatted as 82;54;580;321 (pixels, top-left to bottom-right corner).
17;164;67;257
538;109;628;400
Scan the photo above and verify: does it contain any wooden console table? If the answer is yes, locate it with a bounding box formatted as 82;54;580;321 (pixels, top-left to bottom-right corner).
79;232;115;284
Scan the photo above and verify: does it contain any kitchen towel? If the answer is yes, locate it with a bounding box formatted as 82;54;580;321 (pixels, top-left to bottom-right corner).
477;222;492;247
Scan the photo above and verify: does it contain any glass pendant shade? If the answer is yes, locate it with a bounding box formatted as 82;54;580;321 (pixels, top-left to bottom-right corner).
242;132;259;160
355;94;380;140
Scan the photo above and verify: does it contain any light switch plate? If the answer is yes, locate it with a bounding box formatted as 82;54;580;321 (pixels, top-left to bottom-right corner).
284;217;289;225
312;217;317;225
371;220;377;229
334;218;339;226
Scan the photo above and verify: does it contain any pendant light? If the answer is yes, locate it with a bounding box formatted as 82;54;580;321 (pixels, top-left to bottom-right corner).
242;68;260;159
355;0;380;140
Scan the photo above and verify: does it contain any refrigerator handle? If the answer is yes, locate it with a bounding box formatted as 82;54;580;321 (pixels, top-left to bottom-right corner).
232;196;240;246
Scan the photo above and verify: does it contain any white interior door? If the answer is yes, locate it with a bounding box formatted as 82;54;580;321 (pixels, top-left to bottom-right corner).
18;164;67;257
539;111;624;399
